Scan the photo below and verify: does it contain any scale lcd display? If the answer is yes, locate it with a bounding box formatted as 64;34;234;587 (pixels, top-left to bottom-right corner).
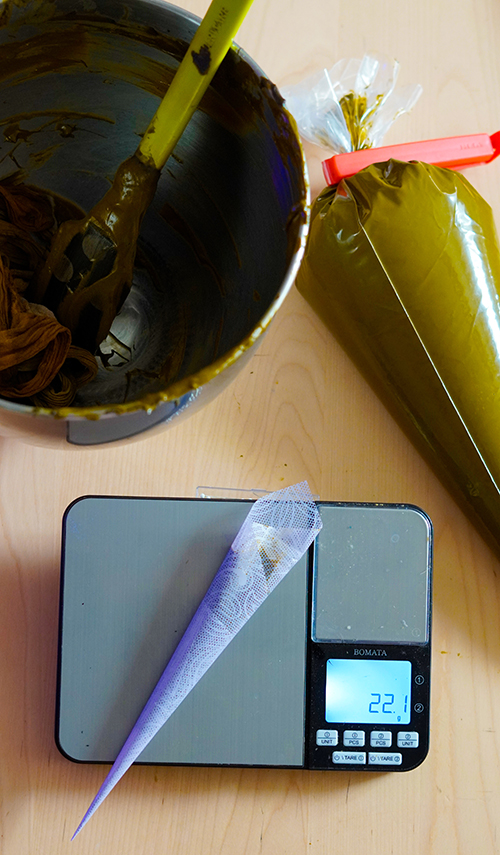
325;659;412;725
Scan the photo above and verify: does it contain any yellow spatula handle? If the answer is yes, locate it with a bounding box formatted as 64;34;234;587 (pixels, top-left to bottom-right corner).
137;0;255;170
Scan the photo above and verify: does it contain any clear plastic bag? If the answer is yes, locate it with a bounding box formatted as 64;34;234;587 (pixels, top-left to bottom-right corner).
281;53;422;153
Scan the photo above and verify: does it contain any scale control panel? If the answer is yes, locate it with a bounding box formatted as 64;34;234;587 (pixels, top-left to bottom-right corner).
305;503;432;772
316;727;420;767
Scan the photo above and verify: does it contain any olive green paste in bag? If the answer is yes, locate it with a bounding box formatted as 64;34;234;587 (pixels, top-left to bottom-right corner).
297;159;500;551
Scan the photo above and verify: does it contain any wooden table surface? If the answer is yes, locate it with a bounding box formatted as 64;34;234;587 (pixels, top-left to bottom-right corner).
1;0;500;852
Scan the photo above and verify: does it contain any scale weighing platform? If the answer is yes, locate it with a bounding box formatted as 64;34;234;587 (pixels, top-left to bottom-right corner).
57;496;432;772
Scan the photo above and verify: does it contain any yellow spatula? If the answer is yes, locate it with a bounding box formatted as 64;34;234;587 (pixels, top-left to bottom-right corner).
33;0;255;353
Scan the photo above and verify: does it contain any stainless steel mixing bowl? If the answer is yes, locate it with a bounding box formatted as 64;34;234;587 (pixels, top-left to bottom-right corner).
0;0;308;447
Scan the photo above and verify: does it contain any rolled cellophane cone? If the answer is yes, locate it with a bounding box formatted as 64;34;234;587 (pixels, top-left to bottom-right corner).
72;481;322;839
296;160;500;551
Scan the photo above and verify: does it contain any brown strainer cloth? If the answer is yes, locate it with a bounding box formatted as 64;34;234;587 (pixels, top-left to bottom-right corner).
32;344;98;408
0;180;98;406
0;182;54;234
0;255;71;398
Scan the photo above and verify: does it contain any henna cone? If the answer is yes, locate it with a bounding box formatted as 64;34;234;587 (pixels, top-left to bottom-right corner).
297;160;500;551
72;482;322;839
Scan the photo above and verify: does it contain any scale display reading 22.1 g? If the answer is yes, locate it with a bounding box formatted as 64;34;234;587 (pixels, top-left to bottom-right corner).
325;659;412;725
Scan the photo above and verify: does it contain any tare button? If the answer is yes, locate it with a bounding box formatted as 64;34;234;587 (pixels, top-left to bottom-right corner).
368;752;402;766
332;751;366;765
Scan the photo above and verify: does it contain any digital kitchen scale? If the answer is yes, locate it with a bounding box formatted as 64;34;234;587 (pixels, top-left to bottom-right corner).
56;496;432;772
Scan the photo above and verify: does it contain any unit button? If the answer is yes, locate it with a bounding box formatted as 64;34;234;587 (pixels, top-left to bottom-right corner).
368;752;402;766
397;731;419;748
370;731;392;748
316;729;339;747
343;730;365;747
332;751;366;765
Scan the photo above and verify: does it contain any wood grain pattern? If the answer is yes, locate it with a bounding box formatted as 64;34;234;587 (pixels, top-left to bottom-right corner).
1;0;500;852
